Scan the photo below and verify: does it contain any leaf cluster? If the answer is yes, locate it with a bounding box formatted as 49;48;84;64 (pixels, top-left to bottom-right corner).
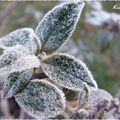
1;1;119;119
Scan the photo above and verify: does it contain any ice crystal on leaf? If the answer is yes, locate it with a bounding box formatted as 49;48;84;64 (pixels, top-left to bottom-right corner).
87;89;113;107
15;80;66;118
0;1;117;119
4;69;33;98
77;84;90;109
11;55;40;72
0;45;40;76
0;28;41;54
35;1;85;54
41;53;98;91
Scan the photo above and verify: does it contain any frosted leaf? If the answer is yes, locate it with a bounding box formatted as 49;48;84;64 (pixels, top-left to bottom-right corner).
0;28;41;54
71;109;87;119
11;55;40;72
0;45;30;67
87;89;113;107
77;84;90;109
4;69;33;98
0;45;40;76
103;112;114;119
41;53;98;91
15;80;66;118
35;1;85;54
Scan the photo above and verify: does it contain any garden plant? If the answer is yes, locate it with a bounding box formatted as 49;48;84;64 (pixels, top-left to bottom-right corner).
0;1;120;119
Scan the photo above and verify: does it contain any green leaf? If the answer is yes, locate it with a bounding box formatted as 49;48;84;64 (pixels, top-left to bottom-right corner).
0;28;41;54
3;69;33;98
41;53;98;91
35;1;85;54
0;45;40;76
15;80;66;118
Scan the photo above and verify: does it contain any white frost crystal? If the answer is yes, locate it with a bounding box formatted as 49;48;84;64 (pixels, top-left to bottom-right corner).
0;45;40;76
77;84;90;109
87;89;113;107
4;69;33;98
0;28;41;54
15;80;66;118
41;53;98;91
11;55;40;72
35;1;85;54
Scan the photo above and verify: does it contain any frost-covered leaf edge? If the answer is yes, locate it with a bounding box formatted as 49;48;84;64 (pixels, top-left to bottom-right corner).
0;28;41;54
3;69;33;99
35;1;85;54
41;53;98;91
15;79;66;118
0;45;40;77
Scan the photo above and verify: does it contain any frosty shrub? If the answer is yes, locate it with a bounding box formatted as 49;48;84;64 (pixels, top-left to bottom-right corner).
0;1;120;119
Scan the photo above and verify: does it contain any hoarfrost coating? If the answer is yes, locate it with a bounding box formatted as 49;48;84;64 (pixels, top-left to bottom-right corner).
0;28;41;54
0;45;40;76
35;1;85;54
4;69;33;98
15;80;66;118
41;53;98;91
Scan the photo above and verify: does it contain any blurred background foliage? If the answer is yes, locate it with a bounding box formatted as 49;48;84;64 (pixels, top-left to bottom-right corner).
0;0;120;97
